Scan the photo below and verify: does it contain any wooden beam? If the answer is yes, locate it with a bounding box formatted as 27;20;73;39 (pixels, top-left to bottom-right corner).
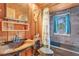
49;3;79;12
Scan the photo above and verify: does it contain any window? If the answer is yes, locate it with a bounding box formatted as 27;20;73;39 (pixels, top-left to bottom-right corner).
53;13;71;36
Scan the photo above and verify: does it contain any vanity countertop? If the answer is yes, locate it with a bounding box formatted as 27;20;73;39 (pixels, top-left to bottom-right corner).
0;39;34;55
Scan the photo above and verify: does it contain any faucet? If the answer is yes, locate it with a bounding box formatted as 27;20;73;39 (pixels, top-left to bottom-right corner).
13;35;20;43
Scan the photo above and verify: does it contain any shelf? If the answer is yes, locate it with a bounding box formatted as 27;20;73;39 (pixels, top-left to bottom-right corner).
2;21;29;31
2;30;29;31
5;17;27;22
2;21;28;25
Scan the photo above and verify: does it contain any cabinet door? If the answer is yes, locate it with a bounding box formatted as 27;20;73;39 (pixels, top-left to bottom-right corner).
25;47;33;56
0;4;5;18
19;47;33;56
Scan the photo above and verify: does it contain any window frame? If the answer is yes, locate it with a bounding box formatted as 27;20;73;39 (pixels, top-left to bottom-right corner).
53;13;71;36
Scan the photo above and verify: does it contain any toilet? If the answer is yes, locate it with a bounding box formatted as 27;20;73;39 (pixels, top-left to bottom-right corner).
38;47;54;56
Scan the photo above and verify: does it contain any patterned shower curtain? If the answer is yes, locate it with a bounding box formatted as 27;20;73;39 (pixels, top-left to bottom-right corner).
42;8;50;48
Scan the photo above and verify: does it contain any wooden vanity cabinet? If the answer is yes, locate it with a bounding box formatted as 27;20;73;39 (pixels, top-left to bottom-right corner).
19;47;33;56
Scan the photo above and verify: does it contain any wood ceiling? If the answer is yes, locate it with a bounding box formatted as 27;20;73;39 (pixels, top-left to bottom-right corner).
35;3;58;9
11;3;79;12
36;3;79;12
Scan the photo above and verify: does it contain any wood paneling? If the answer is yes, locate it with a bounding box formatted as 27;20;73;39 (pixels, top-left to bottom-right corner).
28;4;42;39
0;4;7;42
6;4;28;19
0;4;5;18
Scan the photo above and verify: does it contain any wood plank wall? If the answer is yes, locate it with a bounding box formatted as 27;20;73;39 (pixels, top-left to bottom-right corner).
0;3;42;42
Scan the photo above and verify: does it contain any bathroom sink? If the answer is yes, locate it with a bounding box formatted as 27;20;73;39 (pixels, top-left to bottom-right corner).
0;39;27;55
9;39;25;49
0;45;13;54
1;39;25;49
0;40;24;48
